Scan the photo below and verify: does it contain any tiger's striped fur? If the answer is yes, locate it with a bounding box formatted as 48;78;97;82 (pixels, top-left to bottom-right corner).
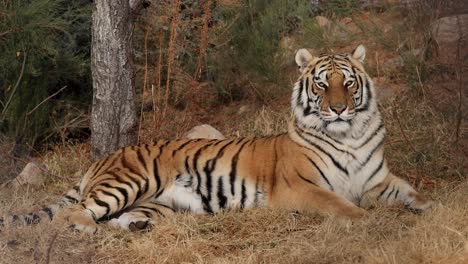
0;45;432;233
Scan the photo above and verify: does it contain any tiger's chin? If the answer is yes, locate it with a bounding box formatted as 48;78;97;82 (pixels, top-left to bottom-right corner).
324;120;351;136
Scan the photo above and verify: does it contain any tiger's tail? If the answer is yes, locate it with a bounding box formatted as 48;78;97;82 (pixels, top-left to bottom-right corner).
0;185;82;229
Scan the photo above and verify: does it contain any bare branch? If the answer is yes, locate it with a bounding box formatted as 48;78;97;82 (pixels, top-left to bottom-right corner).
2;51;27;116
0;30;11;40
26;86;67;116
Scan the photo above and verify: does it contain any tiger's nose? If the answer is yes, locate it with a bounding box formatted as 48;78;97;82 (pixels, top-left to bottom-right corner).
330;103;346;114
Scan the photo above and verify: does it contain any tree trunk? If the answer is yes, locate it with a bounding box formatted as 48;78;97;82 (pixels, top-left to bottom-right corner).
90;0;143;161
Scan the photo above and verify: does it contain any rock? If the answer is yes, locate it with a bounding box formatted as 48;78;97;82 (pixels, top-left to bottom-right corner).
280;36;294;52
185;124;225;140
340;17;354;25
431;14;468;65
315;16;331;28
339;17;361;34
12;161;46;188
237;105;250;115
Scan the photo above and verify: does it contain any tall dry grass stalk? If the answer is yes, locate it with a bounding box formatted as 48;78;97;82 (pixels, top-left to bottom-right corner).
138;29;150;144
194;0;212;81
453;15;464;144
161;0;180;125
153;28;165;131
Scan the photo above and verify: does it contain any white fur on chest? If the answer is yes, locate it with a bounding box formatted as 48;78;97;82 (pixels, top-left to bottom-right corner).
298;115;388;204
330;151;388;204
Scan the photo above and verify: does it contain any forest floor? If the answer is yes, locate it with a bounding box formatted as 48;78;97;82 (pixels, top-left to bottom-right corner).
1;2;467;264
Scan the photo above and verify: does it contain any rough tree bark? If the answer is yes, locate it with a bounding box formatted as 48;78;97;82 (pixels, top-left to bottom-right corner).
90;0;145;161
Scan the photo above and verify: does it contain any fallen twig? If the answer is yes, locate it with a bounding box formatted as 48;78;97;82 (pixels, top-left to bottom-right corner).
45;232;58;264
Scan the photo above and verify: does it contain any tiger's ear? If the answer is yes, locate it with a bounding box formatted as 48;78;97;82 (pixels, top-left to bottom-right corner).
295;48;313;73
352;45;366;63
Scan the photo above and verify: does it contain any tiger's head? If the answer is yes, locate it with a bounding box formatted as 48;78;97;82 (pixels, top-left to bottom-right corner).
292;45;377;137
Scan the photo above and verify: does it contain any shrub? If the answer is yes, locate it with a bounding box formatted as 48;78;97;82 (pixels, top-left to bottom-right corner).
209;0;313;101
0;0;91;153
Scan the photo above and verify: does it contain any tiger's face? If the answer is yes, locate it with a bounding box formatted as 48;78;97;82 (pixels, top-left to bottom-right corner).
292;45;375;136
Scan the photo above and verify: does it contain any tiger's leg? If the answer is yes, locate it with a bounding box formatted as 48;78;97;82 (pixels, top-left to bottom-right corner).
68;171;150;234
270;181;367;219
67;197;107;234
108;201;175;231
361;173;432;212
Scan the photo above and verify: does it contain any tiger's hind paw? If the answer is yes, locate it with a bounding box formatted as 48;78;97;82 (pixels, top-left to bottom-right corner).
128;220;153;232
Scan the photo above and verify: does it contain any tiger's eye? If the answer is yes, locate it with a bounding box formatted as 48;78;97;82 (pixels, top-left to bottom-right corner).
316;82;326;89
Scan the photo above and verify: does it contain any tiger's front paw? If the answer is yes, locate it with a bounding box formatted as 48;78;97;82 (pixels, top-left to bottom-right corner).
108;213;155;231
345;207;367;220
406;193;433;213
67;210;99;234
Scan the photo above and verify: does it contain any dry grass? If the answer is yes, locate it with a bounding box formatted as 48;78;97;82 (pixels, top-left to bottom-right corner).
0;167;467;263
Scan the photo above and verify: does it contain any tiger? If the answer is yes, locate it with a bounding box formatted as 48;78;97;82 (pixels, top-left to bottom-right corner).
0;45;432;234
